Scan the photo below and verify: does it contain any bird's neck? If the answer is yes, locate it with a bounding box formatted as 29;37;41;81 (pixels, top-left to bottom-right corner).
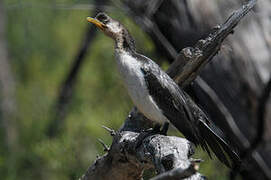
115;29;136;53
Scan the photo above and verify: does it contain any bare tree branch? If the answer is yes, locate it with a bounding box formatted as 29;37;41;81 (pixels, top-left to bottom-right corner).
81;131;204;180
167;0;257;86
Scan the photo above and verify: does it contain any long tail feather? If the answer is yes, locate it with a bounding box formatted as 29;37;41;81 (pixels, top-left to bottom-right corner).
198;120;241;168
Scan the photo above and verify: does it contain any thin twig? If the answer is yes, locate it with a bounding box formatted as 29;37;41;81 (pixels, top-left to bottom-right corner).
97;138;110;152
102;125;116;136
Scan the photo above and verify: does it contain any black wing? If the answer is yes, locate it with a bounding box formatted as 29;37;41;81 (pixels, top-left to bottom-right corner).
139;57;240;168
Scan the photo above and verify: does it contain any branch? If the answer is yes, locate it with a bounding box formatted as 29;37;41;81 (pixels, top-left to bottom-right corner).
81;131;204;180
167;0;257;86
81;0;256;179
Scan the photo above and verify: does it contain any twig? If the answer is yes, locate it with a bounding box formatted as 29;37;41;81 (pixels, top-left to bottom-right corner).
97;138;110;152
101;125;116;136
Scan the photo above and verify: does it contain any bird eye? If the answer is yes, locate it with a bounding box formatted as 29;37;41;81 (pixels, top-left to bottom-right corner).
96;13;109;24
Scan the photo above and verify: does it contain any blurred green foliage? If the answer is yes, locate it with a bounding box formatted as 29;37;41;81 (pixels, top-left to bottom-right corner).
1;0;229;179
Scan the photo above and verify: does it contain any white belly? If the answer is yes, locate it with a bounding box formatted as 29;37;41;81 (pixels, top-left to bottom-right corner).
115;52;168;124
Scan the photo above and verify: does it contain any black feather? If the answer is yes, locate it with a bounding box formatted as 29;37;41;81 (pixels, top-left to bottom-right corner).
198;120;241;168
138;54;241;168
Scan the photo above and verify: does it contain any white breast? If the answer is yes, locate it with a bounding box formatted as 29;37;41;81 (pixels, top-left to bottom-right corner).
115;51;168;124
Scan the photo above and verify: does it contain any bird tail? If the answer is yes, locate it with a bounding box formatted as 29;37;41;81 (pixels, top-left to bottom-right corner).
198;120;241;168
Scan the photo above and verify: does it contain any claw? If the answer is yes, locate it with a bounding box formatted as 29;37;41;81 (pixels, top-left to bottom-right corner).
160;122;169;135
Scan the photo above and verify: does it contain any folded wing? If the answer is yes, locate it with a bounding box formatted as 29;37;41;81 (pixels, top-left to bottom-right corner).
140;58;240;168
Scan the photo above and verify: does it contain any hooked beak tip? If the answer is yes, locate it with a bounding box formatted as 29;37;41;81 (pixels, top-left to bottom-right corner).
86;17;105;30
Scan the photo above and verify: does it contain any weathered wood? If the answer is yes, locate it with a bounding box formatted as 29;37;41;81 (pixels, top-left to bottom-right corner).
81;131;203;180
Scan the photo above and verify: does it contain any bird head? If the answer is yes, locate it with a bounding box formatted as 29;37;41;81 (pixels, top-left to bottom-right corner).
87;12;123;40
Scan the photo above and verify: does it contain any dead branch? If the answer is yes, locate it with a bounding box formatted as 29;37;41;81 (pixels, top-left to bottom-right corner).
81;131;204;180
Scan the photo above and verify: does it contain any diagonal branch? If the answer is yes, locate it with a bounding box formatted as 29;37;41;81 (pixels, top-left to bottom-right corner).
167;0;257;86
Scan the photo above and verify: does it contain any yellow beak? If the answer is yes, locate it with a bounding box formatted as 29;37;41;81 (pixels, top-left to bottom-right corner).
87;17;106;30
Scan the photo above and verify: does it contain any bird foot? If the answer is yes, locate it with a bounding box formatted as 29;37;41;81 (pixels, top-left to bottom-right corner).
135;123;169;149
135;128;157;149
160;122;169;136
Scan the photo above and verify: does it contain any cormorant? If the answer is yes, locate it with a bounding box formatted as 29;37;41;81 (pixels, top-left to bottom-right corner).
87;12;240;168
